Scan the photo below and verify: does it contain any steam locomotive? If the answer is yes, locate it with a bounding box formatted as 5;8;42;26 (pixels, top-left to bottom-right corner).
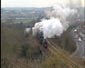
36;31;48;48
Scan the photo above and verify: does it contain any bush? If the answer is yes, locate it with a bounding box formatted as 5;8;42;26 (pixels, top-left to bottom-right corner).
1;57;12;68
19;44;29;58
60;30;76;54
19;43;42;59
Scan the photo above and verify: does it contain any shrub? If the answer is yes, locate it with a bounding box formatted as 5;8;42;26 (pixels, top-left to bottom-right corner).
19;43;42;59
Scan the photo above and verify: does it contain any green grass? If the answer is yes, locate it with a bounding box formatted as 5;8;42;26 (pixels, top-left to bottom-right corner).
15;18;34;23
42;55;69;68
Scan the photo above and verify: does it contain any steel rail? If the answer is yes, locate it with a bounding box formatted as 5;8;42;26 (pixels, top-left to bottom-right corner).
46;39;82;68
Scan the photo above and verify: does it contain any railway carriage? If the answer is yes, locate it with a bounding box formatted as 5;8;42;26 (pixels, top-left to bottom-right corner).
36;31;48;48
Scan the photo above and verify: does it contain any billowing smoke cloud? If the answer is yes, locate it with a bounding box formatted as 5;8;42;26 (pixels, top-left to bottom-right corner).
32;4;77;39
48;4;77;19
25;28;31;33
52;5;77;18
32;17;64;39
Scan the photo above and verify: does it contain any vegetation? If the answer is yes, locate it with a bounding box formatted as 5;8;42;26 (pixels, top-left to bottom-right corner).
51;28;76;54
1;22;44;68
1;22;75;68
60;29;76;54
42;55;69;68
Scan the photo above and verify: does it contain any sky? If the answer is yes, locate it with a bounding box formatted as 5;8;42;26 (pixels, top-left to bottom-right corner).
1;0;69;8
1;0;84;8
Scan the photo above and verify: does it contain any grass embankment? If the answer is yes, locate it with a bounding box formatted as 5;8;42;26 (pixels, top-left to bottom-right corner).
1;23;84;68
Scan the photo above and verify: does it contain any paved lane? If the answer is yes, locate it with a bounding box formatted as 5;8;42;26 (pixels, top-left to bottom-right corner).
71;28;85;59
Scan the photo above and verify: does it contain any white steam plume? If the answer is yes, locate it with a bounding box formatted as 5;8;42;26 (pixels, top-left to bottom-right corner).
32;17;64;39
32;4;77;39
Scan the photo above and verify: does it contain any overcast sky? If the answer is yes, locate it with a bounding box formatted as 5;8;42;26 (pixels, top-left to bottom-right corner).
1;0;69;8
1;0;84;8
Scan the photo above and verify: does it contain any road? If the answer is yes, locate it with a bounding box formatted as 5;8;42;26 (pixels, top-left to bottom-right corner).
73;40;85;59
71;28;85;59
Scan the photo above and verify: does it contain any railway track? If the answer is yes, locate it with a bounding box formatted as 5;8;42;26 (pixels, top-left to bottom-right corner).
47;39;83;68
